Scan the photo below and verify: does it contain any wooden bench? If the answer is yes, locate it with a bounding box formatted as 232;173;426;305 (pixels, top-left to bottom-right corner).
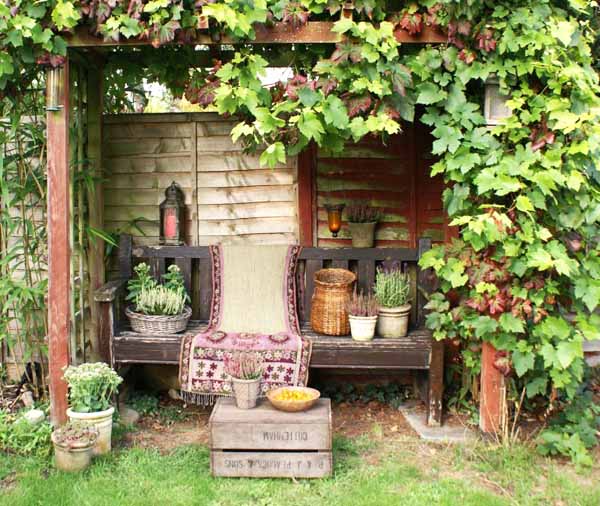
94;234;444;426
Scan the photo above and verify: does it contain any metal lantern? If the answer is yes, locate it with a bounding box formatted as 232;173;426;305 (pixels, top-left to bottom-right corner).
46;67;64;112
484;75;511;125
324;203;345;238
160;182;185;245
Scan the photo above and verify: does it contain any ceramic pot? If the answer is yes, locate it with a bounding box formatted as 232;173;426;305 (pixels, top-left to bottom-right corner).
349;315;377;341
52;434;96;472
348;222;377;248
67;406;114;455
377;304;411;338
231;378;261;409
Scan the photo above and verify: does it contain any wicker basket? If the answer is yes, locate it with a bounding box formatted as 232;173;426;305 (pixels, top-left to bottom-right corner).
125;306;192;335
310;268;356;336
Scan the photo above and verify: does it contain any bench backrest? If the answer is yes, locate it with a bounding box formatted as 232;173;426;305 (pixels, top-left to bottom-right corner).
118;235;433;329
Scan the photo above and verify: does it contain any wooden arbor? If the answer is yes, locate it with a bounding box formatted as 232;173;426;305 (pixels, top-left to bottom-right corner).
46;20;499;430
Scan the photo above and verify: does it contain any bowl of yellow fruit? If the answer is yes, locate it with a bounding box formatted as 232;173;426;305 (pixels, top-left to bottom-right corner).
266;386;321;412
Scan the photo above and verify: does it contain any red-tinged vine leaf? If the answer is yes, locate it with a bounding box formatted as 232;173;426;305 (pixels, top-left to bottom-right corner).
476;28;497;52
330;41;363;64
282;3;310;30
285;74;316;101
398;11;423;36
36;53;66;68
176;28;197;44
424;3;443;28
158;20;181;46
493;351;512;377
458;49;476;64
457;19;471;36
343;93;372;118
379;99;401;120
316;77;338;96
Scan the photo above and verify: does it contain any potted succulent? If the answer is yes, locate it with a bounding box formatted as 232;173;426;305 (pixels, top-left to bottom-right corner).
346;203;381;248
346;289;379;341
52;422;99;472
224;352;264;410
374;267;412;338
63;362;123;455
126;263;191;334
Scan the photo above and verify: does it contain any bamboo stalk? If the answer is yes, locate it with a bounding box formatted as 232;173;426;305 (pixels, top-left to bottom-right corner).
77;66;86;362
69;66;78;365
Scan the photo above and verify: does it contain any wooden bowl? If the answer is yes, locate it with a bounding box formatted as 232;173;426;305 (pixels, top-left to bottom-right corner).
266;387;321;412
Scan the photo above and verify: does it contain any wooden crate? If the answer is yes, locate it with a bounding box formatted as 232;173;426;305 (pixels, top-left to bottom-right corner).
209;397;332;478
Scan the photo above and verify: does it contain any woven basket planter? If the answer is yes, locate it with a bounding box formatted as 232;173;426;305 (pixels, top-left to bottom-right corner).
310;268;356;336
126;306;192;335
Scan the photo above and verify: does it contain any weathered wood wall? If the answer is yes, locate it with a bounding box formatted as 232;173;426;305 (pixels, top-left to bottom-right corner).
316;121;446;249
103;113;299;247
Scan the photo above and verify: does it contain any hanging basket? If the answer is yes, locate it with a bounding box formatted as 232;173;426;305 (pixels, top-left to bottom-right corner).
310;269;356;336
125;306;192;335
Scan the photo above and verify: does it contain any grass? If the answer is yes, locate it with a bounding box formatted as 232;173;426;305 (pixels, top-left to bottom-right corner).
0;433;598;506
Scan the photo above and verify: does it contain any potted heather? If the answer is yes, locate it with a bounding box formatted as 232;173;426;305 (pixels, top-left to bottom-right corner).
52;422;98;472
224;351;264;409
126;263;191;334
346;289;379;341
63;362;122;455
374;267;412;338
346;203;381;248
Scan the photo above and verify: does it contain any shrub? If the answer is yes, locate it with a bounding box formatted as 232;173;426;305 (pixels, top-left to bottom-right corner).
346;289;379;317
374;267;411;308
63;362;123;413
0;409;52;457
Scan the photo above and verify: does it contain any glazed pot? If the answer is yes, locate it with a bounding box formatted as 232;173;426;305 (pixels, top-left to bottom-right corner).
52;433;96;472
231;377;261;409
349;315;378;341
67;406;115;455
377;304;411;338
348;222;377;248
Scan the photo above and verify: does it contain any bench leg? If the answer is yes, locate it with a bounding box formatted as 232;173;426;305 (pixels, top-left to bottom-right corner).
427;340;444;427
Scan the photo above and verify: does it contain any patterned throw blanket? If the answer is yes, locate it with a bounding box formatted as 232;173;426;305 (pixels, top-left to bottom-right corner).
179;244;312;404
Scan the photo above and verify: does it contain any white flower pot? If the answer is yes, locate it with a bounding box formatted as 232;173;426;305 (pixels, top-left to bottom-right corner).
67;406;115;455
349;315;377;341
377;304;411;338
231;378;261;409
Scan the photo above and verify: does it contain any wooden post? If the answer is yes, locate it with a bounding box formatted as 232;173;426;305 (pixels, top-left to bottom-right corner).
47;59;71;426
480;342;505;433
297;144;316;246
87;61;106;361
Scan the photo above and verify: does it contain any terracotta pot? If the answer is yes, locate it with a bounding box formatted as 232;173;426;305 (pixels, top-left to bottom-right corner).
52;434;96;472
67;406;114;455
349;315;377;341
231;378;261;409
377;304;411;338
348;222;377;248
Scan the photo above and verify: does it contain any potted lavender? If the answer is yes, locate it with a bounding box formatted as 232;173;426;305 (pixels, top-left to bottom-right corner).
224;352;264;409
346;203;381;248
346;289;379;341
374;267;412;338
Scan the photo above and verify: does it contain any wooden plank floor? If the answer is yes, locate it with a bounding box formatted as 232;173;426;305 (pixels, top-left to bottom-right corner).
113;321;432;369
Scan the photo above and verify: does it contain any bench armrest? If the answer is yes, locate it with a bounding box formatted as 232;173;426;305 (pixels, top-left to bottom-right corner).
94;279;127;303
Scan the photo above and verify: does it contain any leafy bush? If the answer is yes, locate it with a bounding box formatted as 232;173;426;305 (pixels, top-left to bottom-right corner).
374;268;411;308
127;263;189;316
63;362;123;413
0;410;52;457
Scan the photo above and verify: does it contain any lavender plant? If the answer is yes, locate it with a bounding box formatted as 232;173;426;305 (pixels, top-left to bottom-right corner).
345;203;381;223
374;268;411;308
346;289;379;317
224;352;264;380
127;263;189;316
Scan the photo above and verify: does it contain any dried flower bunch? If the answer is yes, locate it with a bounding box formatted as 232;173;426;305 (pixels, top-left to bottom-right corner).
63;362;123;413
127;263;189;316
374;267;411;308
345;203;381;223
52;421;98;448
224;352;264;380
346;289;379;317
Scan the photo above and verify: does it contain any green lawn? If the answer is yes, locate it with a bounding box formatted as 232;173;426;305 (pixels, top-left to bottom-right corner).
0;433;598;506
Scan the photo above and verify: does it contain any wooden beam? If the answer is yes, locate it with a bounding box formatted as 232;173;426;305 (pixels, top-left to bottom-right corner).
87;61;107;362
297;144;316;246
480;342;505;434
47;60;71;426
67;24;447;47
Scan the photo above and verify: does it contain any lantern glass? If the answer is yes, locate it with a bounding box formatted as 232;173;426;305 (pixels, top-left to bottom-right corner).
324;203;345;238
46;67;64;112
160;182;185;245
484;77;511;126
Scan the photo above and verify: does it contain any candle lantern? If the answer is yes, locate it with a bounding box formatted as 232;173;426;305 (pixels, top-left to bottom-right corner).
160;182;185;245
324;203;345;238
46;67;64;112
484;74;511;126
